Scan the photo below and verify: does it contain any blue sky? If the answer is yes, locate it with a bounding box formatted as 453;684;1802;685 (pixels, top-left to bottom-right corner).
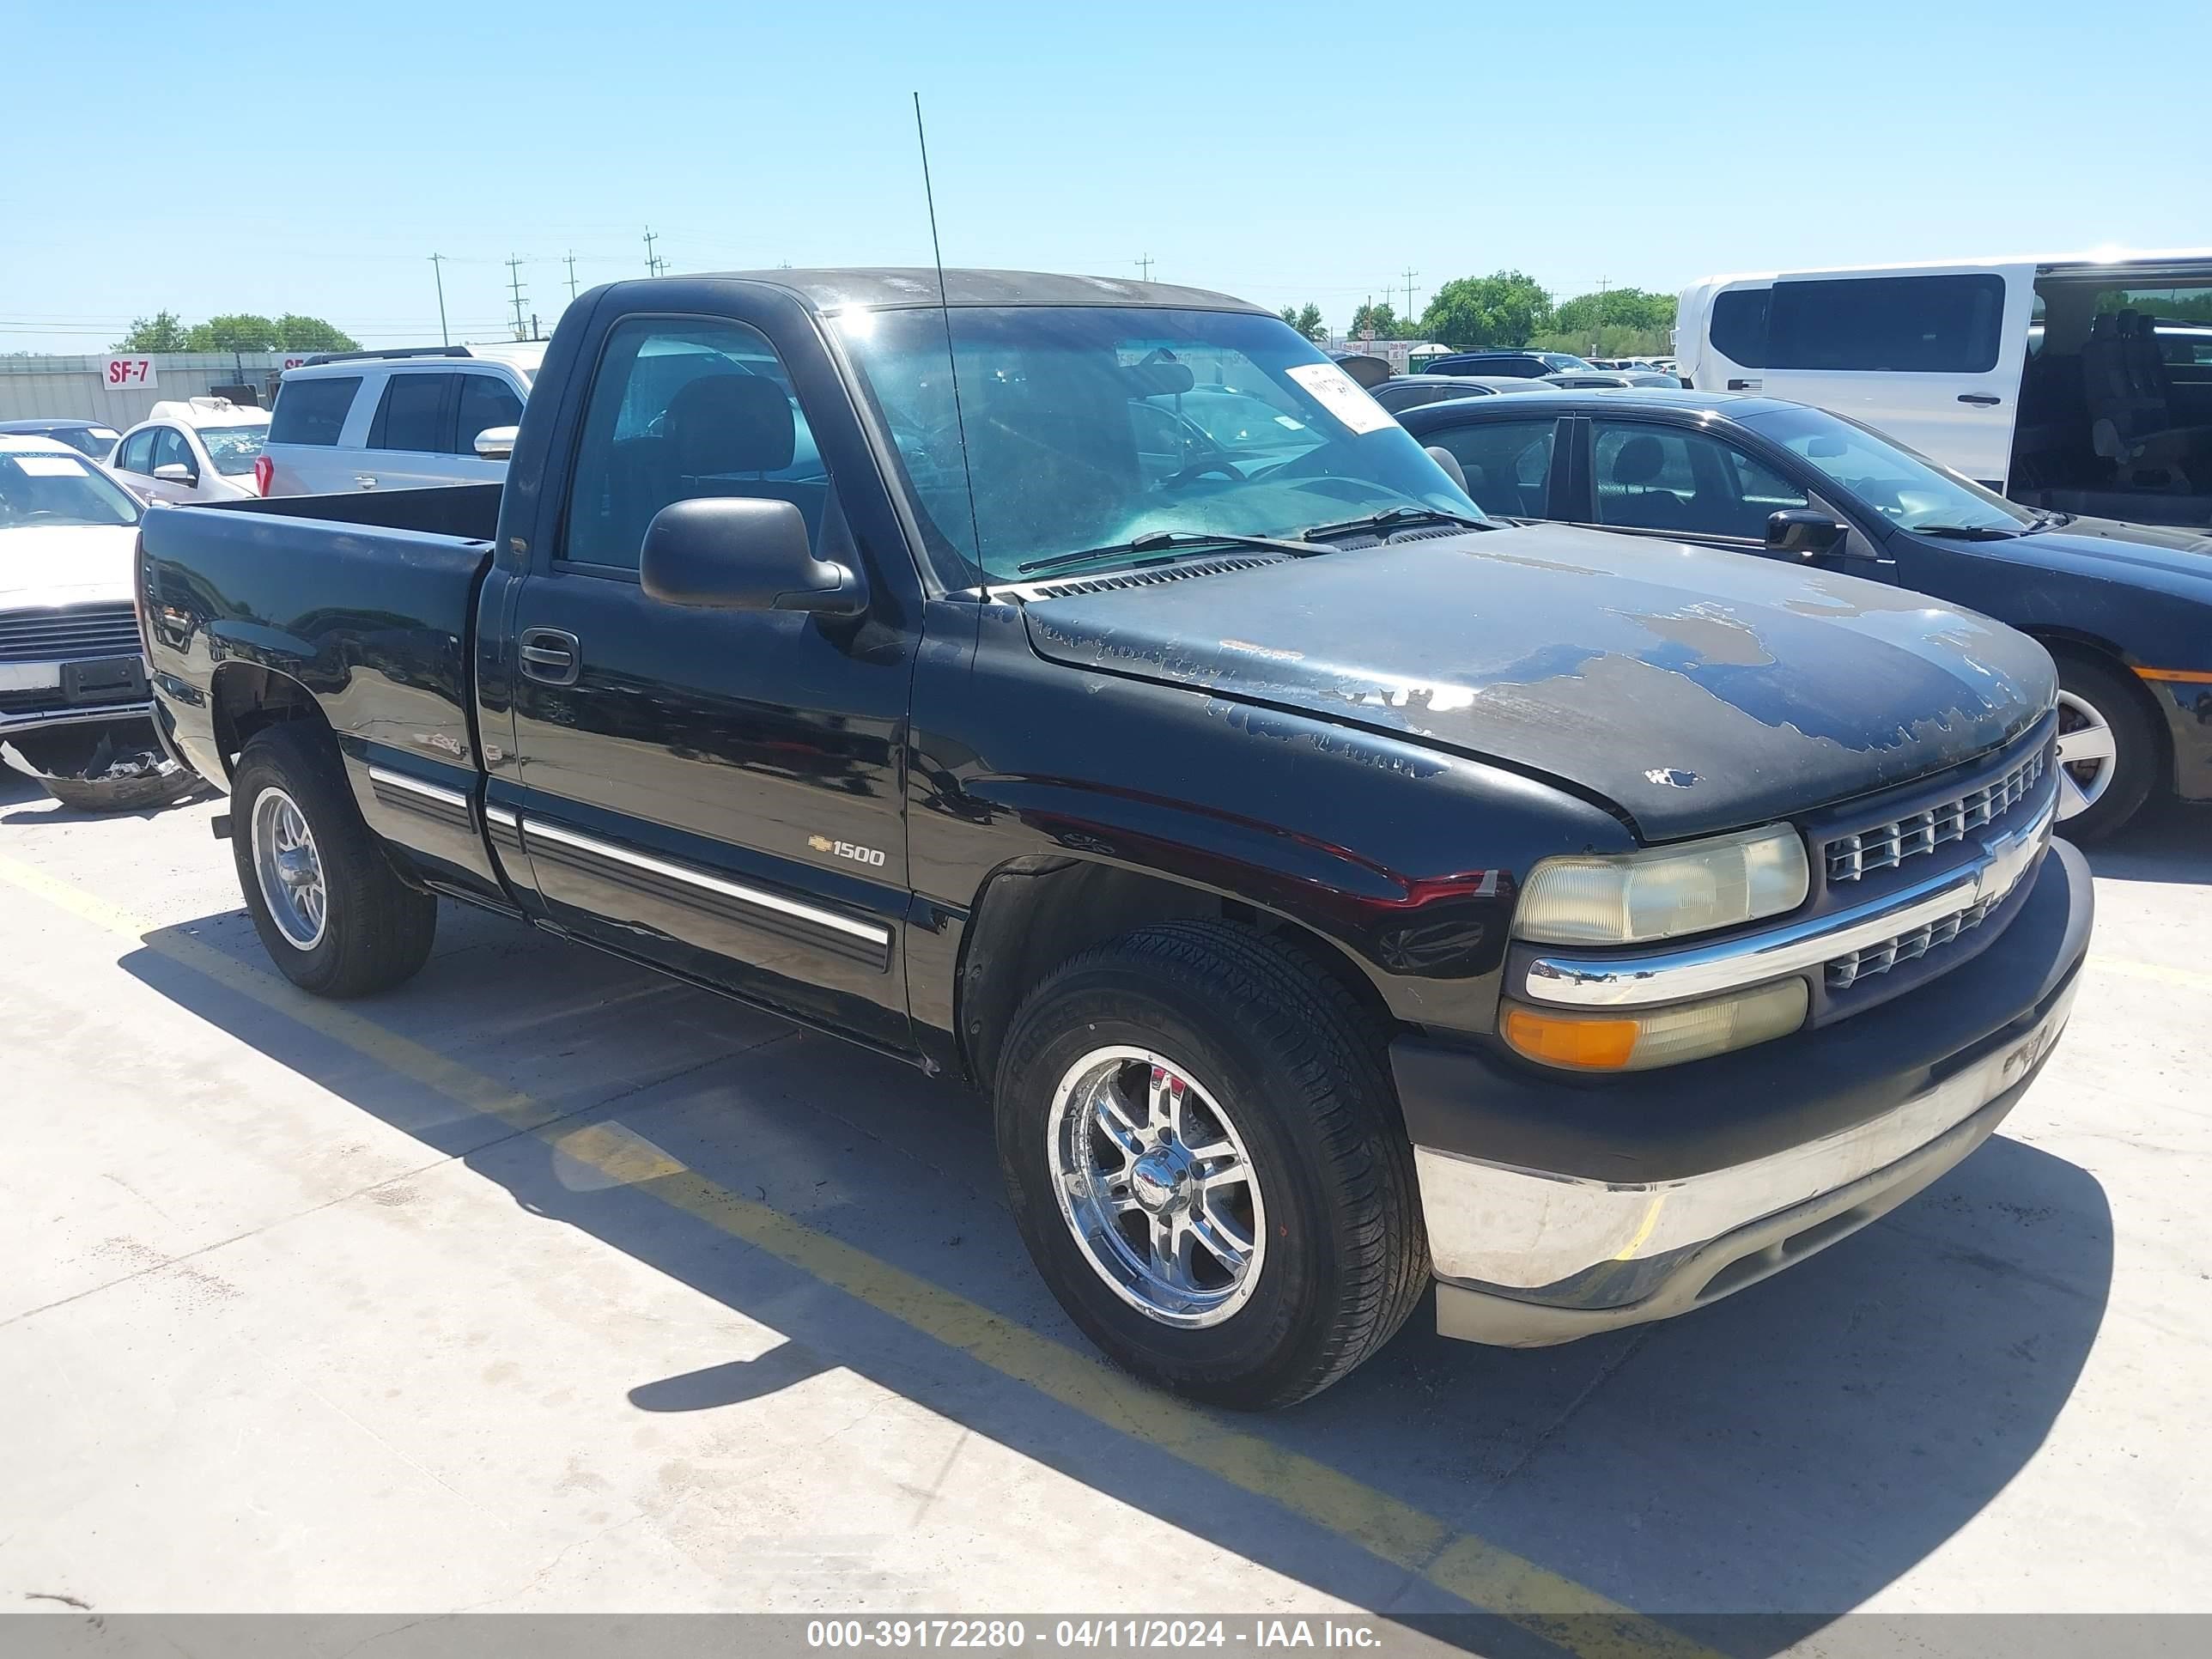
4;0;2207;352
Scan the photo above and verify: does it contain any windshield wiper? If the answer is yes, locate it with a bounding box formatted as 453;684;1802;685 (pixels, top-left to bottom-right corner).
1014;531;1317;576
1913;523;2021;542
1300;506;1490;543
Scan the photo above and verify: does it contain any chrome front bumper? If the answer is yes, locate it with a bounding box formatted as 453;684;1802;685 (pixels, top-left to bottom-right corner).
0;696;155;738
1419;973;2077;1347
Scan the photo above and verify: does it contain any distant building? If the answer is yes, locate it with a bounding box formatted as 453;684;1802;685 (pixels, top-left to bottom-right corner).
1323;337;1456;375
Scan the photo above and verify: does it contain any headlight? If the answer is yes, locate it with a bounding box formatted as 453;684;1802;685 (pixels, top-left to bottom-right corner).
1513;823;1809;945
1501;979;1809;1072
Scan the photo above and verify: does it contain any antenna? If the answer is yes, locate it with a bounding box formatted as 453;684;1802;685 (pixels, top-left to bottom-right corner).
913;92;983;581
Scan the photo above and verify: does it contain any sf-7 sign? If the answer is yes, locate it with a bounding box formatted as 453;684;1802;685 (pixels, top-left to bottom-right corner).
103;357;157;388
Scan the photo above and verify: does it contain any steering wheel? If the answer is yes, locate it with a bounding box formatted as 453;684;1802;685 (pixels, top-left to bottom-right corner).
19;509;61;523
1161;455;1245;489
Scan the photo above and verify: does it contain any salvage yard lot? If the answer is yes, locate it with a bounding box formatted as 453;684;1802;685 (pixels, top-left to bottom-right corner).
2;762;2207;1644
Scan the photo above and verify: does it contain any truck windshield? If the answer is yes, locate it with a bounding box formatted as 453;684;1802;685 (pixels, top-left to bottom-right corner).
1738;404;2033;536
836;306;1481;584
0;451;142;528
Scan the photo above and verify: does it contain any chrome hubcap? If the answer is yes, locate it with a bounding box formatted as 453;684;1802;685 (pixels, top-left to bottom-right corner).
2054;690;2118;819
252;787;327;950
1046;1046;1267;1328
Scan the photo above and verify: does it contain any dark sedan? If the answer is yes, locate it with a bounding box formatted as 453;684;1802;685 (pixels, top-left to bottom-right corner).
1369;374;1562;414
1398;388;2212;838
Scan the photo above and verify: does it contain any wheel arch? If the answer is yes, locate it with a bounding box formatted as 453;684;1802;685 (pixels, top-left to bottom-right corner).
952;855;1396;1094
209;661;335;783
2017;626;2174;789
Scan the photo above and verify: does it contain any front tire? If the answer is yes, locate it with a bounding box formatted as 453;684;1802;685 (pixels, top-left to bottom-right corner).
995;921;1427;1409
231;723;436;996
2052;652;2160;841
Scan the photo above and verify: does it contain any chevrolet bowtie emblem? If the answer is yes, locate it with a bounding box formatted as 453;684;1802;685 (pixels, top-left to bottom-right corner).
807;835;834;853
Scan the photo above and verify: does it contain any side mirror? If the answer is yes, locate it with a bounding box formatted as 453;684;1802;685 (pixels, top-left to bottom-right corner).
1765;508;1849;559
473;425;519;460
152;463;196;484
641;497;865;617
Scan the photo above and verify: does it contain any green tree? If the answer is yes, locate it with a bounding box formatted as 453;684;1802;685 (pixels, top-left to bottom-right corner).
272;314;359;351
1417;271;1554;349
1346;300;1408;340
1292;302;1325;341
112;310;189;352
1552;287;1676;339
184;313;282;351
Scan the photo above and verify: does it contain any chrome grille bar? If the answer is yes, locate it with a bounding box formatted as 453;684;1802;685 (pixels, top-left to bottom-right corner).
1825;746;2047;884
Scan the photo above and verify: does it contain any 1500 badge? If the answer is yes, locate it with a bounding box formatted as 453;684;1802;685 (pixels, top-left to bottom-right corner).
809;835;886;867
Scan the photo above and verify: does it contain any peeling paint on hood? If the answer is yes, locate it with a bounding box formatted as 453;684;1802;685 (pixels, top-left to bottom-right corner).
1022;523;2056;840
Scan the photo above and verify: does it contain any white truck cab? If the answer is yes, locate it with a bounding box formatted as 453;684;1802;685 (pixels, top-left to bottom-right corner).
1679;250;2212;528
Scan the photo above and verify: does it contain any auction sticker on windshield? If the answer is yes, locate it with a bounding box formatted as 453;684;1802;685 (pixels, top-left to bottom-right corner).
12;456;90;477
1285;361;1395;436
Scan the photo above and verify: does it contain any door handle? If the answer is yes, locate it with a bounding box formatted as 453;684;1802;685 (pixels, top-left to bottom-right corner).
1726;378;1762;392
355;474;379;489
1957;393;2002;406
518;628;580;685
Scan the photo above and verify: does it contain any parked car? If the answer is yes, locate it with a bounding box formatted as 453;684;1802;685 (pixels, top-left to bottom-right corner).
1676;250;2212;528
141;269;2089;1409
1421;349;1593;379
1369;374;1562;413
108;398;270;504
259;343;542;495
0;437;197;808
1542;370;1683;389
1397;387;2212;837
0;418;124;461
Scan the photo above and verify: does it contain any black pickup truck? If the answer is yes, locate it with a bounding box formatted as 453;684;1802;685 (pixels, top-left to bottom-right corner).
138;270;2093;1408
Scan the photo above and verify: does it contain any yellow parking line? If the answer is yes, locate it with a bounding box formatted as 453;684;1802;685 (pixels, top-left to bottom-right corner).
2090;953;2212;994
0;848;1713;1656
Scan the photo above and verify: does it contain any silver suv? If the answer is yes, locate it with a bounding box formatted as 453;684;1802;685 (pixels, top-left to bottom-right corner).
259;343;542;496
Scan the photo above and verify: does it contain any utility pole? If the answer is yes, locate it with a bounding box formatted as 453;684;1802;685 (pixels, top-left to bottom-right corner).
1134;253;1154;283
505;256;529;342
428;252;450;347
564;252;579;301
1595;274;1609;357
1402;266;1418;330
643;228;665;277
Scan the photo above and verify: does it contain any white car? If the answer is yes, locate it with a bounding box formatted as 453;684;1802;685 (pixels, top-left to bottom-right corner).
260;343;539;495
108;397;272;504
0;436;151;745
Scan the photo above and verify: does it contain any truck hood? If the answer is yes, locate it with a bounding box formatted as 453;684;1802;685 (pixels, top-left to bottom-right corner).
1021;523;2056;840
0;523;138;611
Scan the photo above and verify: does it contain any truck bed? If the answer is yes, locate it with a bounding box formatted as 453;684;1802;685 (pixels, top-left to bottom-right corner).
206;483;502;540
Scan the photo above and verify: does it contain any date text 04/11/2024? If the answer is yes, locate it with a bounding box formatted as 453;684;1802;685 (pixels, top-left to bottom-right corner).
803;1620;1386;1650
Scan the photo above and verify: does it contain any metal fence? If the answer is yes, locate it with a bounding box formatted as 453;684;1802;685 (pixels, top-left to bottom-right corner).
0;352;307;427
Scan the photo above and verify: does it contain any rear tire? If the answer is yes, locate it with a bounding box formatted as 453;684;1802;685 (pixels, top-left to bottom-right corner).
2051;651;2159;842
231;723;436;996
995;921;1427;1410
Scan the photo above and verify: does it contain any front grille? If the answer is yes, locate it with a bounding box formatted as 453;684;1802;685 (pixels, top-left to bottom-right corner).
1826;893;2006;990
0;605;142;665
1824;746;2047;885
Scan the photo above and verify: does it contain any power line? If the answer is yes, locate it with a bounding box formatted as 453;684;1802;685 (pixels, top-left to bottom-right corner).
642;228;665;277
505;256;529;341
1134;253;1155;283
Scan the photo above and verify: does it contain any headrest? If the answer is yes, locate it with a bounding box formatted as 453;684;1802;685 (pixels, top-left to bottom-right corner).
1613;434;1666;486
665;373;794;473
2088;313;2115;337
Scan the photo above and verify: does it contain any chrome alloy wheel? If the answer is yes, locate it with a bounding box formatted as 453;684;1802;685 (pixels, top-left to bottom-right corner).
1046;1046;1267;1328
2055;689;2119;819
252;786;328;950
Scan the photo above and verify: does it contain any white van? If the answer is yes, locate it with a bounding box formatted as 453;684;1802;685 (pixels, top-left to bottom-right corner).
1678;250;2212;527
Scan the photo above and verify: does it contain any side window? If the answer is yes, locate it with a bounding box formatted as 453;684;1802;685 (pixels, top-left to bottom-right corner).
268;375;361;446
563;317;828;573
453;375;524;453
1593;422;1808;538
152;427;197;480
117;430;156;474
1710;288;1771;366
1767;275;2006;374
1429;419;1557;517
369;373;453;453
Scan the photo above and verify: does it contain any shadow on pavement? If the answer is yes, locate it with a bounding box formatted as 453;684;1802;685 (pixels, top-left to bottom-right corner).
2082;797;2212;884
119;900;2115;1653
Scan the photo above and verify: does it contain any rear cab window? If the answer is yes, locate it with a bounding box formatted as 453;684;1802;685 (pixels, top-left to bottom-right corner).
270;375;363;446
